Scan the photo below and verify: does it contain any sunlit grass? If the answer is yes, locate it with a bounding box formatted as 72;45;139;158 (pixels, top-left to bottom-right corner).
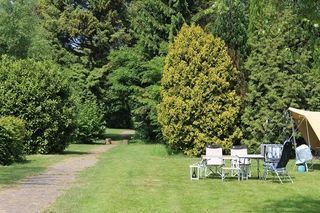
47;144;320;212
105;128;131;135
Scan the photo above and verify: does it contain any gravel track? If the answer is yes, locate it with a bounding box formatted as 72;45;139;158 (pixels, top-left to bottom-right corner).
0;144;117;213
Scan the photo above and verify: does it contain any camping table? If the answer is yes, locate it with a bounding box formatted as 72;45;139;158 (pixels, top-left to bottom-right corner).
201;155;238;160
237;154;264;179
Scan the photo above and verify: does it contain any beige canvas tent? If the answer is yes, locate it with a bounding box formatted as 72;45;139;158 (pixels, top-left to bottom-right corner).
288;107;320;151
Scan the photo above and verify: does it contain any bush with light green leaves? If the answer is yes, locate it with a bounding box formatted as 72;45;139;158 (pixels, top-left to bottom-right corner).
158;24;242;156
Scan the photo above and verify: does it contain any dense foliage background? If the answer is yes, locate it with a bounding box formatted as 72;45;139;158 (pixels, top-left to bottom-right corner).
0;0;319;163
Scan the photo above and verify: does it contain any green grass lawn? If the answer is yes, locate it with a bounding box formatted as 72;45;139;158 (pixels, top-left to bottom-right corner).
105;128;129;135
0;143;102;189
47;143;320;213
105;128;135;140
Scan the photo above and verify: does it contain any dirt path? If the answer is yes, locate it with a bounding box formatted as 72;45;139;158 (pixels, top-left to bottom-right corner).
120;130;135;139
0;144;117;213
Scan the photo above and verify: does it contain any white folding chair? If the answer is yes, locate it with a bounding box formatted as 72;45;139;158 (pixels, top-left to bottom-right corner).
231;146;251;179
203;146;224;178
221;156;243;181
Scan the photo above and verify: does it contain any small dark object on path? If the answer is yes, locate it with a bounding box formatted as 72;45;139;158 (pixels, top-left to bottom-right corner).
105;138;112;144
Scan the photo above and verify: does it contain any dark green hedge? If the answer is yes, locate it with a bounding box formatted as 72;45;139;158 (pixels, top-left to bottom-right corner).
0;56;75;154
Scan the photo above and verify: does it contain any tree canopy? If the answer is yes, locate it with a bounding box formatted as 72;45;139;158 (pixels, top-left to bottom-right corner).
0;0;52;59
39;0;130;68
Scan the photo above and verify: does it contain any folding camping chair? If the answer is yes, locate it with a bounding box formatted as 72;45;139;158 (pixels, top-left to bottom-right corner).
202;144;224;178
263;140;293;184
221;156;243;181
230;146;251;179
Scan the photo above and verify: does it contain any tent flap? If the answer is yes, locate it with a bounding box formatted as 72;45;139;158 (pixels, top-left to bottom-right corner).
289;107;320;150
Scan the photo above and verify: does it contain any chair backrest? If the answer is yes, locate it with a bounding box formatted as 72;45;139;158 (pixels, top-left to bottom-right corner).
261;144;282;162
276;140;292;169
206;147;222;156
205;147;223;165
231;147;247;156
231;146;248;164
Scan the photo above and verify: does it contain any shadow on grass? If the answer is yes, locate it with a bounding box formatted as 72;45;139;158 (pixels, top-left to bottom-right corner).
61;150;91;155
0;166;46;185
16;159;33;164
72;141;106;146
308;162;320;170
263;175;296;183
262;196;320;213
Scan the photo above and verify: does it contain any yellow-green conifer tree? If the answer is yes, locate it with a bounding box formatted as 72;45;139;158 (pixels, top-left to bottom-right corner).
158;24;242;156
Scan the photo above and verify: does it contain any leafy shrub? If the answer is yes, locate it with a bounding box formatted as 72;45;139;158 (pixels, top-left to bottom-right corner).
158;25;242;156
74;98;105;143
63;64;106;143
0;56;75;154
0;116;26;165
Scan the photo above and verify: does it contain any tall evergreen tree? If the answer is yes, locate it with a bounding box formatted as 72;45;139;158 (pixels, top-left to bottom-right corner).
130;0;186;58
212;0;249;67
242;3;320;152
158;25;242;156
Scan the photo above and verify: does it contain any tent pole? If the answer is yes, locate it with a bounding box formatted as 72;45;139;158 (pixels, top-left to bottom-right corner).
305;118;313;171
306;120;311;148
291;116;297;158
